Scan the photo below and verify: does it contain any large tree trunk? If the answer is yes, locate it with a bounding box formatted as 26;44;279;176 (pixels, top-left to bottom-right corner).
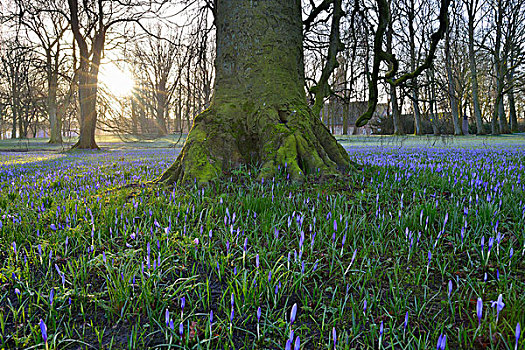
159;0;349;184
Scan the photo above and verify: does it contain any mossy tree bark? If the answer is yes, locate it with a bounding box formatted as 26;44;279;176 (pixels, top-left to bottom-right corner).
159;0;350;184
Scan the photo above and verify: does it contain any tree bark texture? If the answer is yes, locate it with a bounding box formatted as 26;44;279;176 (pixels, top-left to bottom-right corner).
386;22;403;135
466;2;484;134
47;50;62;143
159;0;350;184
68;0;104;149
445;26;462;136
408;0;422;135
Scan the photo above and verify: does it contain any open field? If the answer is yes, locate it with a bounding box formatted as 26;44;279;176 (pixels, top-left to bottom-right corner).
2;133;525;152
0;136;524;349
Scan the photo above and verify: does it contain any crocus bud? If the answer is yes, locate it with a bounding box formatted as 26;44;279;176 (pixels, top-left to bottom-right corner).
290;303;297;325
39;319;47;343
516;323;521;350
477;297;483;325
294;336;300;350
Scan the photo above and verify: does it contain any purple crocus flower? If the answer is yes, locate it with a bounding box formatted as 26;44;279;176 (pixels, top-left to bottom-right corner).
332;327;337;349
179;322;183;338
256;254;259;268
448;280;453;297
14;288;20;295
477;297;483;326
165;309;170;326
379;321;384;336
39;319;47;342
49;288;54;306
290;303;297;325
516;323;521;350
363;299;367;314
351;249;357;266
285;339;292;350
491;294;504;322
404;311;408;329
210;310;213;324
257;307;261;322
181;297;185;311
437;334;446;350
488;237;494;252
294;336;300;350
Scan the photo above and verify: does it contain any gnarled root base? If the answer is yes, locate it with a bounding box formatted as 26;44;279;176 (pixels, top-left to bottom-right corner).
158;102;352;185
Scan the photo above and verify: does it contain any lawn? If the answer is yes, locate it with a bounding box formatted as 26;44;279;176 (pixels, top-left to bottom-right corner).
0;136;523;349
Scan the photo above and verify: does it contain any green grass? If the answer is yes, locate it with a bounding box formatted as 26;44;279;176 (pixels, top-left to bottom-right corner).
0;138;524;349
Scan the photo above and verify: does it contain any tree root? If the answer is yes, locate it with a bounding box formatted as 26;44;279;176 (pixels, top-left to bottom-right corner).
157;104;353;185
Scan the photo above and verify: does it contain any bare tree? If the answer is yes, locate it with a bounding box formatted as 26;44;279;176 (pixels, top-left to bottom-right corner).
463;0;485;134
64;0;165;148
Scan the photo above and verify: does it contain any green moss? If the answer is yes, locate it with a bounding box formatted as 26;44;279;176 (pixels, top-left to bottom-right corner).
182;127;221;184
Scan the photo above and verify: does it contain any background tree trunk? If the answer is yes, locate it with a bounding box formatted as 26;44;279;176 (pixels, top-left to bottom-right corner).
159;0;349;184
47;50;62;143
428;68;440;135
466;0;484;134
508;71;518;132
386;19;403;135
342;102;349;135
408;0;422;135
445;24;462;135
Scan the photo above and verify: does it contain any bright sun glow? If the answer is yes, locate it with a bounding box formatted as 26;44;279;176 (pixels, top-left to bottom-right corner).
100;63;135;97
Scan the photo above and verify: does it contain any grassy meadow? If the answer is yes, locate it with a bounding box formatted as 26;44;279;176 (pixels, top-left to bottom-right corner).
0;135;524;349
